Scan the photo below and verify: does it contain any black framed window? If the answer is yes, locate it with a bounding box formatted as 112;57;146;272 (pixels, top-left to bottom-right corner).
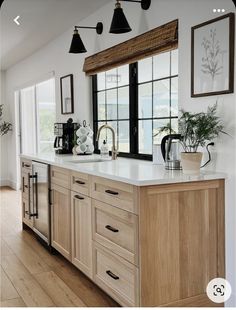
93;49;178;160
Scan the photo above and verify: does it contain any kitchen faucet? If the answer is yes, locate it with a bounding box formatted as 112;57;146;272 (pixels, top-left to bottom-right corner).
96;124;118;160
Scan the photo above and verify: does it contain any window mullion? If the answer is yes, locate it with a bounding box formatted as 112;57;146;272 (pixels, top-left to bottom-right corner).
129;63;138;155
92;76;99;151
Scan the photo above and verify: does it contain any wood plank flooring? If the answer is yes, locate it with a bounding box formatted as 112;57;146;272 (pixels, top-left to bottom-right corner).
0;187;119;307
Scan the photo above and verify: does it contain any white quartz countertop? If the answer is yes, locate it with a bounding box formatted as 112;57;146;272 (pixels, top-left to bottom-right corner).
20;153;226;186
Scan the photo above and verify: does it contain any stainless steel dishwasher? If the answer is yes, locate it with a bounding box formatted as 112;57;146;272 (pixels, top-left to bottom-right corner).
28;161;50;246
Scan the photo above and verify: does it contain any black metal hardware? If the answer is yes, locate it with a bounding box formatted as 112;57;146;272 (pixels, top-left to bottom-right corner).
23;163;31;168
75;180;86;185
106;270;119;280
48;189;53;205
119;0;151;10
27;173;38;218
24;185;28;189
27;173;31;218
74;22;103;35
34;172;38;219
105;190;119;196
74;195;85;200
105;225;119;233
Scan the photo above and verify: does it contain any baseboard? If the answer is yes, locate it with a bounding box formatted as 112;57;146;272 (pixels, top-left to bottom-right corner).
0;179;18;190
0;179;10;187
9;180;18;190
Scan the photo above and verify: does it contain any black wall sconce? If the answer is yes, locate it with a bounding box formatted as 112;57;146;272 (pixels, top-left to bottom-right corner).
69;22;103;53
110;0;151;34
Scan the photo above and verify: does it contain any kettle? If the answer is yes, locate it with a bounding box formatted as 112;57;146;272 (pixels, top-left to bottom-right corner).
161;134;183;170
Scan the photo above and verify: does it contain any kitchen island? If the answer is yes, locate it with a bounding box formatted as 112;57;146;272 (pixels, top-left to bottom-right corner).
20;153;226;307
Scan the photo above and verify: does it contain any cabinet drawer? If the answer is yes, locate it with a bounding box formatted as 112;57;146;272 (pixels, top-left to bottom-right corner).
22;198;33;228
92;199;138;265
93;242;139;307
71;171;90;196
22;172;31;201
91;176;138;214
21;159;32;172
51;166;70;189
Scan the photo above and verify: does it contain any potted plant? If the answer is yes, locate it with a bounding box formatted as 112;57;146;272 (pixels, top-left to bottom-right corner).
0;104;12;136
179;103;226;175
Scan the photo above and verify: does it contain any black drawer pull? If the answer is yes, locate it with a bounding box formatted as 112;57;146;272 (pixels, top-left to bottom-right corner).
74;195;85;200
24;164;31;168
75;180;86;185
24;185;28;189
105;225;119;233
106;270;119;280
105;190;119;196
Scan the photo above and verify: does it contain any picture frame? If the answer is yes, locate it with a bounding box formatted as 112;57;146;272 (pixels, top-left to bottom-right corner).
60;74;74;114
191;13;235;97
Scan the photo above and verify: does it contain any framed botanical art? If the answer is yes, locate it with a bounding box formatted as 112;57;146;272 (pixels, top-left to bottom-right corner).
60;74;74;114
191;13;235;97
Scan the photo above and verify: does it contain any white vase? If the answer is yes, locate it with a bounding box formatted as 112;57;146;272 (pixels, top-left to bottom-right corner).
181;152;203;175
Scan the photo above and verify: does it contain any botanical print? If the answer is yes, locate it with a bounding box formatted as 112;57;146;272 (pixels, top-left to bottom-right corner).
191;14;234;97
201;28;223;82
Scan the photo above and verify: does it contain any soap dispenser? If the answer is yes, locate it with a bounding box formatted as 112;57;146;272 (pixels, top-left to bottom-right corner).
100;140;109;158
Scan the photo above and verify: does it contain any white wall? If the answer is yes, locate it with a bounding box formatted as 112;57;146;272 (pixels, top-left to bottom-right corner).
2;0;236;305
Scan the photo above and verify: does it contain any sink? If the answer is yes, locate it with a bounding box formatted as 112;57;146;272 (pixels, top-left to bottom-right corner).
67;159;108;164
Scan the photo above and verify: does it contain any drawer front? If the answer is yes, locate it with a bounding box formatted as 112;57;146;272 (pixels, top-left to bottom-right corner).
91;176;138;214
93;242;139;307
51;166;70;189
22;198;33;228
22;172;30;200
21;159;32;172
71;171;90;196
92;199;138;265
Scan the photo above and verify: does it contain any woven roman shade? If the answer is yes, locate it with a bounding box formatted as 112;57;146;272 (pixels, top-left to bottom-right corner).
83;19;178;75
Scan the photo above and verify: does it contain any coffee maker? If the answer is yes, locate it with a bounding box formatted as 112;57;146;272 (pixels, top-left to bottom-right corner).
54;118;78;154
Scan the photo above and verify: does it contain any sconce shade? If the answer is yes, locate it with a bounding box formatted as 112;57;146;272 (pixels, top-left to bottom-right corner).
69;30;87;53
109;6;132;34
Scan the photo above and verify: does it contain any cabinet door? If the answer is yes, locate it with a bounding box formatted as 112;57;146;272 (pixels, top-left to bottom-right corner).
51;184;71;260
71;191;92;278
21;171;33;228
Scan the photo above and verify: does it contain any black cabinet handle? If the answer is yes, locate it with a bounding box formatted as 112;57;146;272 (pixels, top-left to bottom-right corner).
75;180;86;185
24;185;28;189
105;225;119;233
23;163;31;168
105;190;119;196
106;270;119;280
74;195;85;200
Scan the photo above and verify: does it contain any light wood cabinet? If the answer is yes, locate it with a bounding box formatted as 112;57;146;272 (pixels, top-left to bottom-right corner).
51;166;70;189
22;197;33;228
21;158;33;228
71;171;90;196
20;160;225;308
51;183;71;260
91;176;138;214
92;199;138;265
139;180;225;307
71;191;92;279
93;242;139;307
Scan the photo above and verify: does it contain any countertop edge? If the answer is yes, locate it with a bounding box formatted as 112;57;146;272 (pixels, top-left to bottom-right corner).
20;154;227;187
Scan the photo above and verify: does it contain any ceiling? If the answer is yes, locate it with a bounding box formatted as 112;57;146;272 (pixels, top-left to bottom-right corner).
0;0;110;70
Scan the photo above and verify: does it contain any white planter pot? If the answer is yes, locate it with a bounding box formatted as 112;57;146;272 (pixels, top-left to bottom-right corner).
181;152;203;175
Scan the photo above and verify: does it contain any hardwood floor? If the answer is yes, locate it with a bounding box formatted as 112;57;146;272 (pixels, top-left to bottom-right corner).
0;187;119;307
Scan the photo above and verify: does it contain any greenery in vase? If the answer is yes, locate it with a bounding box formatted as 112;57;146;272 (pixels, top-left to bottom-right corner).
0;104;12;136
178;103;226;153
